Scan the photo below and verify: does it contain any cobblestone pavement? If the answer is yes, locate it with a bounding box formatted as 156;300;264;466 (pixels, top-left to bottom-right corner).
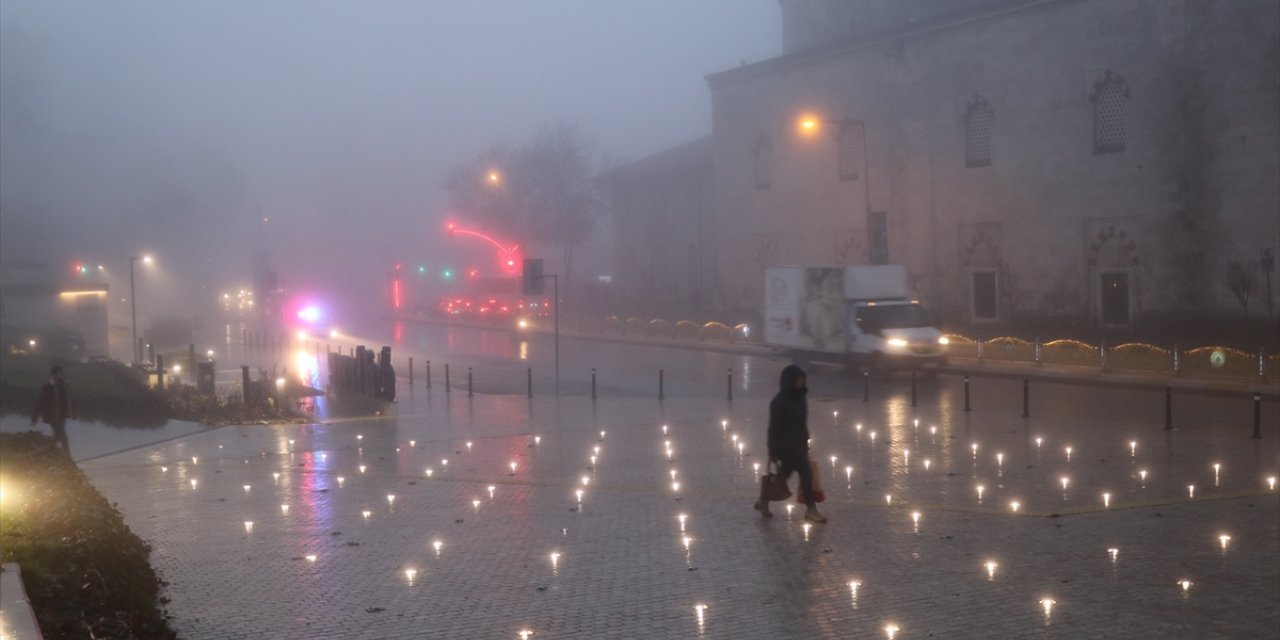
82;385;1280;639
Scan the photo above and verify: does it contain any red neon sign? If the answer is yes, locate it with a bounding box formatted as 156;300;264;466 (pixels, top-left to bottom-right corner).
445;222;521;274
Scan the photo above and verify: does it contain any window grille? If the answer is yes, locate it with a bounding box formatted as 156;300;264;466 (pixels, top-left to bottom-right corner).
753;134;773;189
838;124;861;181
964;95;994;168
1091;71;1129;154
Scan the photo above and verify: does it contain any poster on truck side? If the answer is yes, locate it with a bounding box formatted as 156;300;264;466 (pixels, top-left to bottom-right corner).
764;267;848;353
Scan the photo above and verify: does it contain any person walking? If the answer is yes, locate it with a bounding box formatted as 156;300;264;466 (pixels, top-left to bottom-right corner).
30;364;75;456
754;364;827;523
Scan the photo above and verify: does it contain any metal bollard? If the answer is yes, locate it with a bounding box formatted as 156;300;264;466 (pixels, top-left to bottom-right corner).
409;357;414;385
659;369;664;401
727;368;733;402
468;367;474;397
1173;343;1181;377
964;375;971;412
863;370;870;402
1260;348;1268;383
445;364;451;393
426;360;432;389
527;367;533;398
1022;379;1030;418
1034;339;1042;366
1164;387;1172;431
976;340;984;363
1100;340;1109;372
1253;393;1263;439
591;368;597;400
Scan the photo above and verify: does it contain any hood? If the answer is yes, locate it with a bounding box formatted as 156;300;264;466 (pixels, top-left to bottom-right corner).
778;364;807;392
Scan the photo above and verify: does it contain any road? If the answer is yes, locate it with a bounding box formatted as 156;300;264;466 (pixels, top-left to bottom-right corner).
212;317;1261;442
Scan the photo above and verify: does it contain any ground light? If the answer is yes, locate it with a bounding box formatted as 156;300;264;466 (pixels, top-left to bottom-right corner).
985;560;998;580
1040;598;1056;621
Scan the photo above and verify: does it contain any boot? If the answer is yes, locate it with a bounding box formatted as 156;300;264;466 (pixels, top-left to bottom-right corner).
753;500;773;517
804;506;827;523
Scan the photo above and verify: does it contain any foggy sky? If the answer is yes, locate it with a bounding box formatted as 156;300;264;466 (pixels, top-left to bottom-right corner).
0;1;776;318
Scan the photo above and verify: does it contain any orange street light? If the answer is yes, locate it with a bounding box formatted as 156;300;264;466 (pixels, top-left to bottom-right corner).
486;170;502;185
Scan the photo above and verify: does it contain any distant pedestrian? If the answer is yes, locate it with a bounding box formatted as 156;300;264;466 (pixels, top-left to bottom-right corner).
30;364;76;456
754;364;827;523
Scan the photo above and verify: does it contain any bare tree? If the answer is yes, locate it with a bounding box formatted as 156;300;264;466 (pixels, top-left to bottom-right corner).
516;122;601;295
1224;260;1259;316
442;122;602;295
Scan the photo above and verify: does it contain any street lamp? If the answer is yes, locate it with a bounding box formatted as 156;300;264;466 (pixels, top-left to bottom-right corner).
797;114;877;262
130;255;153;362
486;169;502;186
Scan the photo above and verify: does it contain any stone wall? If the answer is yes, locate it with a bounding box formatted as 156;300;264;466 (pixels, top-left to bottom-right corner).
710;0;1279;325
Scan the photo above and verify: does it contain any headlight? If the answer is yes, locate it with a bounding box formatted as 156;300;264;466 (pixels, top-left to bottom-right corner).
938;336;950;345
517;319;529;329
886;338;908;348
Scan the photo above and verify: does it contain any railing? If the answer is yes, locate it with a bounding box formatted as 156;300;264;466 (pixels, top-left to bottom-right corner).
944;334;1274;381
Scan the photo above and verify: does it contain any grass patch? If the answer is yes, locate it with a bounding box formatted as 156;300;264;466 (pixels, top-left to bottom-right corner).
0;431;177;638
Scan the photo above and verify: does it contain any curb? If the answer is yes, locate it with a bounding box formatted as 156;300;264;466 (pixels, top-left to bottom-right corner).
0;564;44;639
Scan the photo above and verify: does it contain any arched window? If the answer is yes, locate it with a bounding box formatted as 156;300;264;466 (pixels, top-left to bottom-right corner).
964;95;994;168
753;134;773;189
1091;70;1130;154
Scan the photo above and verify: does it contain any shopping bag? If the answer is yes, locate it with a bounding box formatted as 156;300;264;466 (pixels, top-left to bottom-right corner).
760;464;792;502
796;459;826;503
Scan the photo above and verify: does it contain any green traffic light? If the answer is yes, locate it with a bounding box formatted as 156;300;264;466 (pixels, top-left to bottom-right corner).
418;265;426;273
442;269;453;280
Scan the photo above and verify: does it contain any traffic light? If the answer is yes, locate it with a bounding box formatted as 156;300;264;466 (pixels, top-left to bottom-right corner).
522;258;544;295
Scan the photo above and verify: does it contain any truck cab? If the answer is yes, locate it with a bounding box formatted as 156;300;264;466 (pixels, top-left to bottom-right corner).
850;299;948;371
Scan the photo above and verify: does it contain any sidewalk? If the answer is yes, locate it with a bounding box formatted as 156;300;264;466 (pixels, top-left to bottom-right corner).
81;384;1279;638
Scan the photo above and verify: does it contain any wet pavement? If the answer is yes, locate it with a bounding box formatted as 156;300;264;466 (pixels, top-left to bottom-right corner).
80;375;1279;639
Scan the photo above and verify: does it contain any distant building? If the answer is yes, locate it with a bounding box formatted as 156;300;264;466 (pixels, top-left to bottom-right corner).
705;0;1280;326
596;137;718;315
1;261;110;358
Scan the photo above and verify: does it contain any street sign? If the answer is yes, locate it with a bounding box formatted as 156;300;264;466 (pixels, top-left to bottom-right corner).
523;258;545;295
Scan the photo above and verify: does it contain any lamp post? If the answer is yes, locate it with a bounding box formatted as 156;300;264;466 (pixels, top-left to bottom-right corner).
799;115;877;262
130;255;152;362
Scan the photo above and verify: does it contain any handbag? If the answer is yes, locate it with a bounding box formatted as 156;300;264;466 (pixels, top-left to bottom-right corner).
795;459;827;503
760;462;792;502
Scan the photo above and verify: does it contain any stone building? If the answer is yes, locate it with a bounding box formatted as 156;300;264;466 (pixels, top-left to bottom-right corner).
696;0;1278;326
597;137;718;315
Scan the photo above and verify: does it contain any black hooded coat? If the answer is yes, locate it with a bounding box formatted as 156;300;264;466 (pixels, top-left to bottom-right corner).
767;364;809;462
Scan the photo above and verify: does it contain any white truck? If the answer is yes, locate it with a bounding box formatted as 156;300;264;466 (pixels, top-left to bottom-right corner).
763;265;948;371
